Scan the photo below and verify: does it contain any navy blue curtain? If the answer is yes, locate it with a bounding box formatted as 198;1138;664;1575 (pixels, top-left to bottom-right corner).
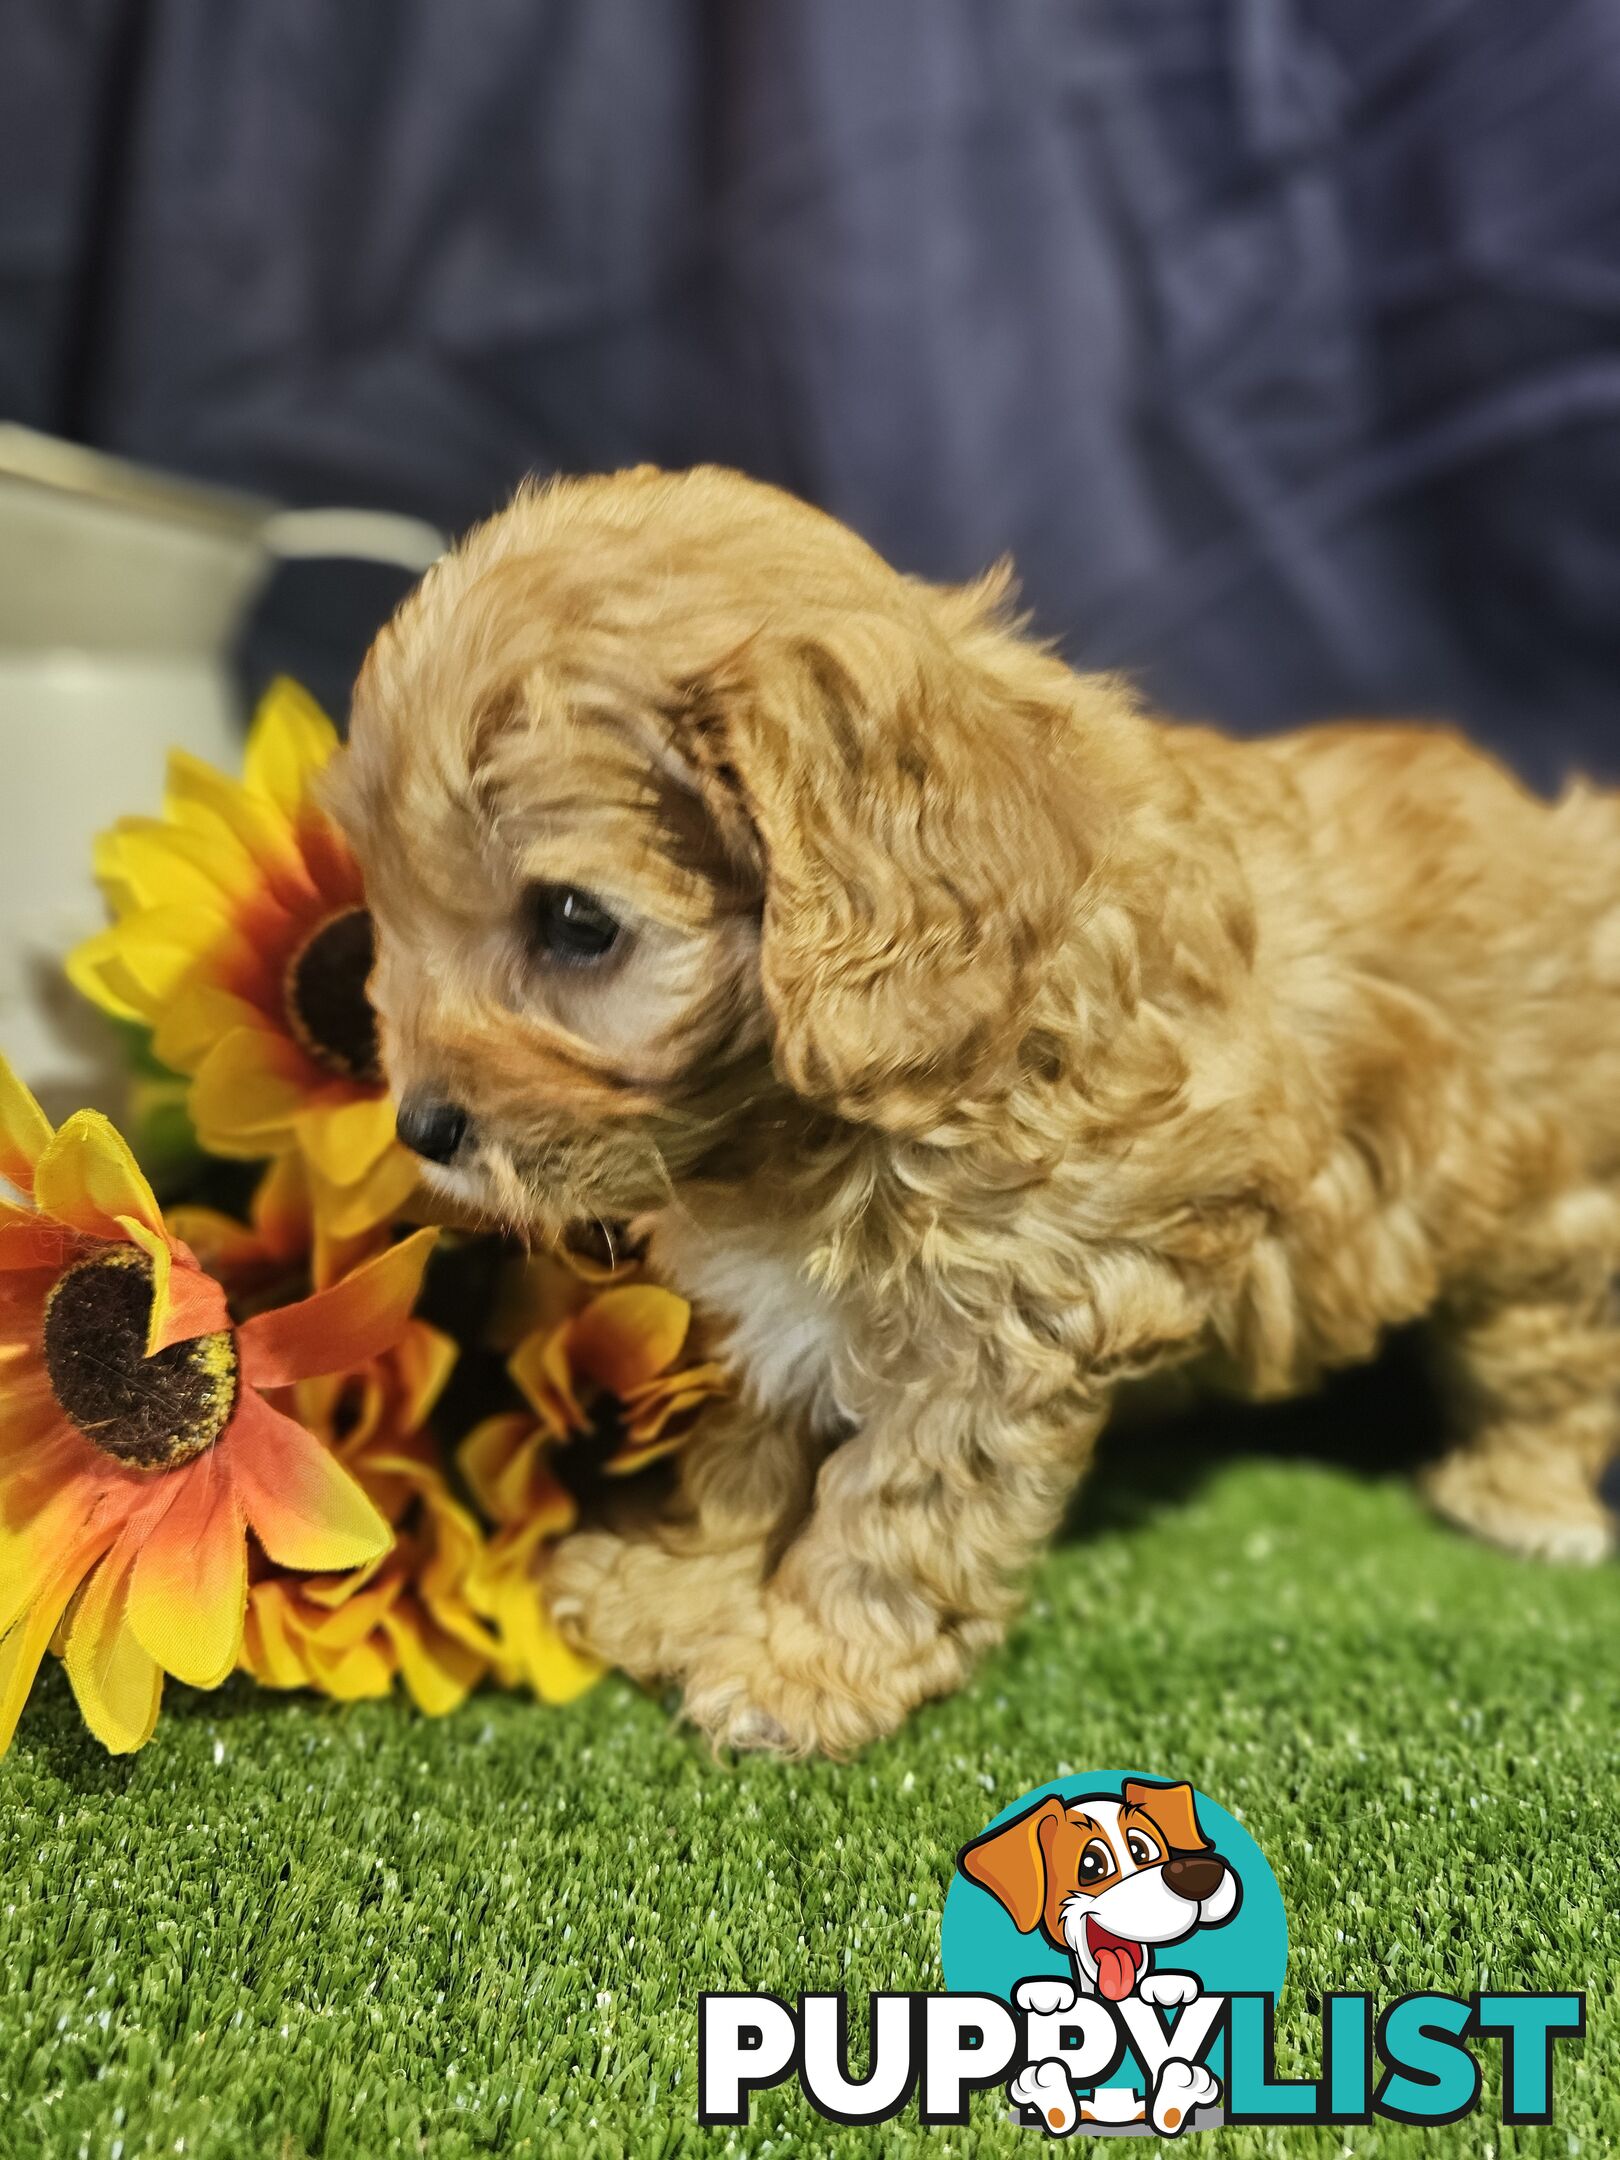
4;0;1618;784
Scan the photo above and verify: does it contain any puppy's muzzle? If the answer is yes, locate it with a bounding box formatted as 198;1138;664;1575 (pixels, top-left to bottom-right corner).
1162;1854;1227;1903
396;1093;471;1164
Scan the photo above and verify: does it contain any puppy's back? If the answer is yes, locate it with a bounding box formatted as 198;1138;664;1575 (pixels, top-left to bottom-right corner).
1257;721;1620;1171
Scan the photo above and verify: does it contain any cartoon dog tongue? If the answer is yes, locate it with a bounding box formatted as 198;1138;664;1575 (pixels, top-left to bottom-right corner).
1088;1921;1141;2001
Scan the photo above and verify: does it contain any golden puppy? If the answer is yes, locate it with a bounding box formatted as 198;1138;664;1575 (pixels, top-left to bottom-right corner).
331;464;1620;1756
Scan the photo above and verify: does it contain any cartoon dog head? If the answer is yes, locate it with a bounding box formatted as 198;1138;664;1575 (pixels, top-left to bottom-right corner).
957;1780;1240;2001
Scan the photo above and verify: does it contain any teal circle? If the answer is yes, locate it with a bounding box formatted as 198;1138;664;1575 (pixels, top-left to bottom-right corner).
941;1770;1288;2099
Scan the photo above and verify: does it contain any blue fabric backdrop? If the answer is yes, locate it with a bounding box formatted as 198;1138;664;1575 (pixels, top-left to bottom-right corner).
4;1;1618;783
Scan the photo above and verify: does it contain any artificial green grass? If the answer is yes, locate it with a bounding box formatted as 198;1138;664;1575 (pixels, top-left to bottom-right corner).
3;1396;1616;2159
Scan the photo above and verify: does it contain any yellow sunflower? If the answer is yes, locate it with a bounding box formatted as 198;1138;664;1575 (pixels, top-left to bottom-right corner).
459;1286;728;1703
68;677;416;1237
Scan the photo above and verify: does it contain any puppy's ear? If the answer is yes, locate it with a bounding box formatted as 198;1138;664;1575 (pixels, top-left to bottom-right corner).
957;1795;1065;1933
679;595;1092;1133
1123;1779;1212;1855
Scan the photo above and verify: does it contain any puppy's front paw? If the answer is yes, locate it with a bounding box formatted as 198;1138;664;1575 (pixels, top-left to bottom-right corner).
545;1530;718;1682
546;1531;774;1695
679;1665;800;1755
543;1529;638;1659
681;1637;903;1759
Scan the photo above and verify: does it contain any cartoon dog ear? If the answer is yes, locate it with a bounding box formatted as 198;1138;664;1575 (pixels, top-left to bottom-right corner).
675;592;1094;1135
957;1797;1066;1933
1123;1779;1212;1854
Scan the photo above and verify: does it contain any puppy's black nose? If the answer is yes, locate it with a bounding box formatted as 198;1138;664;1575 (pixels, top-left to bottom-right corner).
1163;1854;1226;1903
396;1095;470;1164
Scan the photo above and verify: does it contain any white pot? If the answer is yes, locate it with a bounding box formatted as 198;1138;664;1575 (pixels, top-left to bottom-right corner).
0;426;442;1120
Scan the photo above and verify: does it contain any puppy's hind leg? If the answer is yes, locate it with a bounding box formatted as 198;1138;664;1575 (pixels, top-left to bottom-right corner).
1422;1185;1620;1563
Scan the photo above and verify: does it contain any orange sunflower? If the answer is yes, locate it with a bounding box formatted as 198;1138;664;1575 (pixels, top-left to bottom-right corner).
460;1286;727;1702
0;1059;435;1755
67;677;416;1237
169;1157;496;1715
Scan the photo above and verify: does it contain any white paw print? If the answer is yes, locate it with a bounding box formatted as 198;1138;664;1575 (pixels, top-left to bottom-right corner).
1010;2058;1078;2136
1150;2057;1220;2136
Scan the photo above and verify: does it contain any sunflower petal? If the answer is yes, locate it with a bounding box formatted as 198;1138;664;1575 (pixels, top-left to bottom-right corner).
0;1059;53;1197
165;749;318;906
149;1268;233;1353
64;924;169;1023
189;1026;320;1155
295;1365;385;1454
618;1361;729;1449
251;1153;314;1264
126;1467;247;1688
391;1322;459;1431
0;1456;105;1641
0;1221;76;1271
113;1216;172;1351
0;1600;66;1752
307;1144;420;1241
307;1631;396;1700
62;1544;164;1754
161;1205;268;1285
383;1605;484;1716
243;678;340;818
0;1535;108;1754
34;1113;164;1244
567;1286;693;1395
88;826;144;918
507;1328;584;1436
296;1091;398;1184
237;1228;436;1388
500;1571;602;1703
118;1225;230;1356
92;819;240;919
67;907;228;1020
228;1388;392;1570
152;984;272;1076
459;1413;543;1525
297;1567;403;1640
95;813;262;913
0;1379;68;1456
410;1480;494;1612
605;1427;699;1474
241;1585;308;1689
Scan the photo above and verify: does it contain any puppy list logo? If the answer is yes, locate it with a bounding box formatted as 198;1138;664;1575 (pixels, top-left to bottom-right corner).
699;1770;1584;2136
953;1775;1249;2133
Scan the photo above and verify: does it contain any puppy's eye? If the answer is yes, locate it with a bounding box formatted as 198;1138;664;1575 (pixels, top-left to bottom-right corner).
1077;1840;1113;1884
1126;1830;1160;1867
525;883;622;966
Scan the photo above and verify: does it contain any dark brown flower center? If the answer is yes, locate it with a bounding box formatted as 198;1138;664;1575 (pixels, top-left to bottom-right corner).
43;1249;239;1469
284;907;383;1082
